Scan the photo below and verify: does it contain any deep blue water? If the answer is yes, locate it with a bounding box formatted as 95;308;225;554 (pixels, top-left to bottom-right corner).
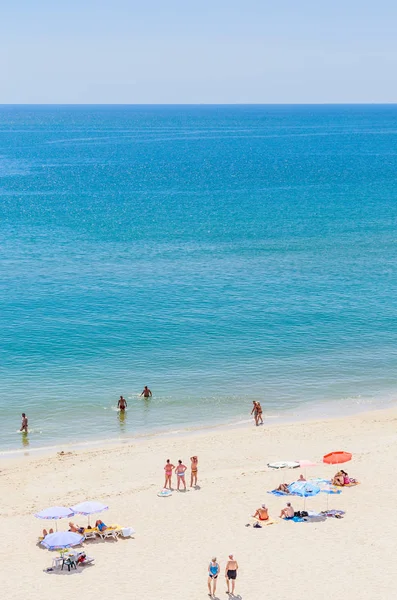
1;105;397;451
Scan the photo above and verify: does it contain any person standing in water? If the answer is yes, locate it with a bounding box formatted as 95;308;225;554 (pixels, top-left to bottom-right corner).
117;395;127;411
140;386;152;398
256;401;264;425
20;413;28;433
251;401;258;426
190;455;198;487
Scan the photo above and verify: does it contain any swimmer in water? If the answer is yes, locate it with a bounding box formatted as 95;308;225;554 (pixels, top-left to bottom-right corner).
117;395;127;411
20;413;28;433
140;386;152;398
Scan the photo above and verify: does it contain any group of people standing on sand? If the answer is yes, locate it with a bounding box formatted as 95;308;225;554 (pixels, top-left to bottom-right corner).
251;400;263;426
163;456;198;490
207;554;239;598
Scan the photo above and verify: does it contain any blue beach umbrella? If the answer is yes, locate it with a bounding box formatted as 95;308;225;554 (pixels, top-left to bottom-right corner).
35;506;75;532
288;481;321;510
41;531;84;551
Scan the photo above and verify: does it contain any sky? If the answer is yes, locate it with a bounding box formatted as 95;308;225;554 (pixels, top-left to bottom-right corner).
1;0;396;104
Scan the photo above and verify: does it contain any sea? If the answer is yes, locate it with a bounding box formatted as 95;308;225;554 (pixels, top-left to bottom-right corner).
1;104;397;453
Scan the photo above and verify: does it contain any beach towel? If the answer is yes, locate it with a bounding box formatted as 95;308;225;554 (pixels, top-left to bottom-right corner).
157;489;172;497
267;489;290;496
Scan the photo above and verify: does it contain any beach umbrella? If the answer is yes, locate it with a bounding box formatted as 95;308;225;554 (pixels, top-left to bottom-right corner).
34;506;75;532
323;451;352;510
70;500;108;526
323;451;352;465
288;481;321;510
298;459;317;479
41;531;84;551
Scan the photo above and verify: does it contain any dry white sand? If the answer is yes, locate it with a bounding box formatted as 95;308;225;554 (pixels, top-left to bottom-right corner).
1;407;396;600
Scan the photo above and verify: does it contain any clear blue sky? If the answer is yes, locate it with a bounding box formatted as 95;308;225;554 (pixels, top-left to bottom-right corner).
1;0;396;103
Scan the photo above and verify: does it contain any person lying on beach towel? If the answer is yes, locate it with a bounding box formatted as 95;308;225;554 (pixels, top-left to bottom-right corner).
42;528;54;537
276;483;290;493
333;470;358;486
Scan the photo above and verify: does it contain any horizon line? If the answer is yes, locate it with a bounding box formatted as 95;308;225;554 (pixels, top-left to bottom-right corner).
0;102;397;107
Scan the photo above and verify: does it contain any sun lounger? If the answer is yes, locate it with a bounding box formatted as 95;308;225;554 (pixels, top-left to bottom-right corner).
83;529;97;540
97;527;118;540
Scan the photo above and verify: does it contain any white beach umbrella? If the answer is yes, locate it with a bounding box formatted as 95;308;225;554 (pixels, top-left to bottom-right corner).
70;500;108;526
41;530;84;551
34;506;75;532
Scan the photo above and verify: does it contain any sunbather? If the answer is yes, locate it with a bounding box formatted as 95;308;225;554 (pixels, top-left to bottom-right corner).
276;483;290;493
341;470;357;485
332;471;345;486
298;474;306;482
42;528;54;537
95;520;108;532
279;502;294;519
69;522;85;534
252;504;269;521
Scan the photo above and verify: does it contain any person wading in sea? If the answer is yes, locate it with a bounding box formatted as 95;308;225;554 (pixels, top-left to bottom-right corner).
117;396;127;411
140;386;152;398
20;413;28;433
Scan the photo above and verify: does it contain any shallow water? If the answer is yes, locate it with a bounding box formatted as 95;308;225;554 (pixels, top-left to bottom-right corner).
1;104;397;451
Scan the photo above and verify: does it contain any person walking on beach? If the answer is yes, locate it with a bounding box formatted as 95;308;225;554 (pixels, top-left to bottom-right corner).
175;459;187;490
251;401;258;425
225;554;238;595
117;395;127;411
20;413;28;433
140;386;152;398
207;557;220;597
190;455;198;487
256;401;264;425
164;459;175;489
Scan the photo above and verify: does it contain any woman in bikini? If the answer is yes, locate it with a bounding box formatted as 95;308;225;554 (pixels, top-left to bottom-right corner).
190;455;198;487
175;459;187;491
208;557;220;597
164;459;175;490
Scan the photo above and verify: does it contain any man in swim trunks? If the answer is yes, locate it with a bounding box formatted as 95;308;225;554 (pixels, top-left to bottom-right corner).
175;459;187;491
140;386;152;398
20;413;28;433
279;502;294;519
225;554;238;595
117;396;127;411
251;401;258;425
253;504;269;521
190;455;198;487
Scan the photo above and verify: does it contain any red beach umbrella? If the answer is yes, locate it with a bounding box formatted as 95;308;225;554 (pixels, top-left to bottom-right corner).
323;452;352;511
323;451;352;465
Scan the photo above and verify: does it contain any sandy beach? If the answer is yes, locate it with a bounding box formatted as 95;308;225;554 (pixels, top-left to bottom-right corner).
1;407;396;600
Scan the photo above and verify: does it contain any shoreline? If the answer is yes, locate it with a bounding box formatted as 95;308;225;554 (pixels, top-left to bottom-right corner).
1;400;396;463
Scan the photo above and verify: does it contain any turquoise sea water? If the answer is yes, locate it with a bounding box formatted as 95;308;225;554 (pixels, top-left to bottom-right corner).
1;105;397;452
